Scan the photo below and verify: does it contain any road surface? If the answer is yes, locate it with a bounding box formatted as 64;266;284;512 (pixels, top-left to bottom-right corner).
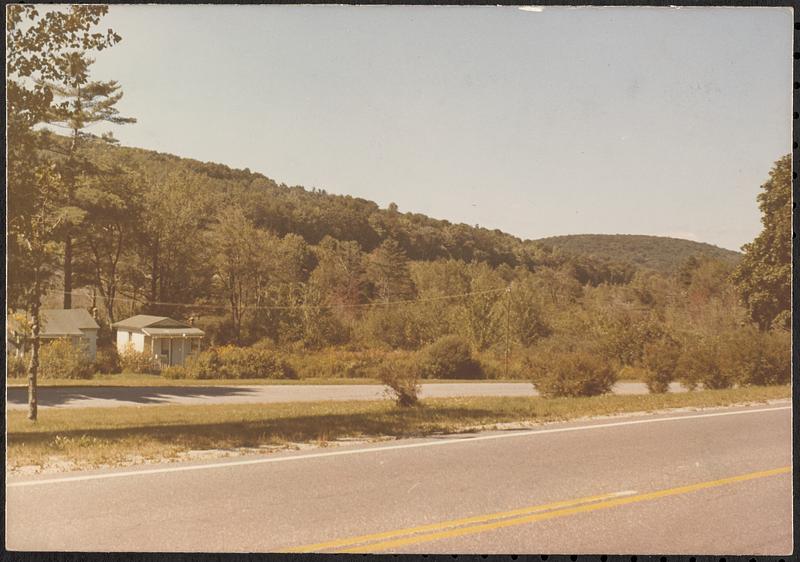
5;381;687;410
6;402;792;553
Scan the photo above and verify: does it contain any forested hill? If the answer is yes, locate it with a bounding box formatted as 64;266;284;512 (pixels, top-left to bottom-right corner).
85;138;731;283
535;234;741;274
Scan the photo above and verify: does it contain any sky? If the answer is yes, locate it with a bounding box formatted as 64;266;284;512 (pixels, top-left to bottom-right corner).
88;5;793;252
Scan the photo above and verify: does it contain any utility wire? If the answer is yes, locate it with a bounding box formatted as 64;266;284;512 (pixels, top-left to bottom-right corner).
44;286;511;313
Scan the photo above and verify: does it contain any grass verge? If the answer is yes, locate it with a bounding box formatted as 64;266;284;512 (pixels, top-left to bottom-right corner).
7;385;789;473
5;374;531;387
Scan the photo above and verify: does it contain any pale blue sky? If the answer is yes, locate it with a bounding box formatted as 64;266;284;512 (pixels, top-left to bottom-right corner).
90;6;792;251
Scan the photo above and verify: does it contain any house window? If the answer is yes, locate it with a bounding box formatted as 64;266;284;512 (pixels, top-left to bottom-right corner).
161;339;170;354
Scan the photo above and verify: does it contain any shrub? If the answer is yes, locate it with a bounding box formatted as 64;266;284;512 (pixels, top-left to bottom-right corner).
719;327;790;386
93;346;121;374
6;353;27;378
119;343;158;374
418;335;483;380
377;353;421;407
527;344;617;398
162;365;188;380
39;339;93;380
675;339;731;390
640;337;682;393
287;348;390;380
184;346;296;380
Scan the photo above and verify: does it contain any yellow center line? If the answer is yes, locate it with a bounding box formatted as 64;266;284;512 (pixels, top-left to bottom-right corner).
337;466;791;553
283;465;791;553
281;490;632;553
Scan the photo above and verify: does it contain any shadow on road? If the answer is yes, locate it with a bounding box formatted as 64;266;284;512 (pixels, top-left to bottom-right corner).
5;385;259;408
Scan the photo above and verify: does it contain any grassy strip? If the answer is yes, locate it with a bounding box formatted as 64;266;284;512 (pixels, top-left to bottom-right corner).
6;385;789;472
5;374;544;387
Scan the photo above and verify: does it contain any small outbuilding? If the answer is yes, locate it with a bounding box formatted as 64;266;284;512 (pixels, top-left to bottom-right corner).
112;315;204;367
7;308;100;360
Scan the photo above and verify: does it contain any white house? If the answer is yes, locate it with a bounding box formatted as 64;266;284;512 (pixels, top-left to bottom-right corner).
112;315;204;367
7;308;100;360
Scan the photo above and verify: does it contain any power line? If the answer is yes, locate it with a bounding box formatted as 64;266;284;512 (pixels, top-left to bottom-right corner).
44;286;511;313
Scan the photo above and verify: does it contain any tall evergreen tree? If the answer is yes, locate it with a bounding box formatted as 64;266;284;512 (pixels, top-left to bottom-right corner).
39;45;135;308
366;238;415;303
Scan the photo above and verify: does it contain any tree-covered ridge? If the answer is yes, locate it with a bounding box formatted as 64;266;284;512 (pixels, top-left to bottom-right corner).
77;137;638;285
535;234;741;274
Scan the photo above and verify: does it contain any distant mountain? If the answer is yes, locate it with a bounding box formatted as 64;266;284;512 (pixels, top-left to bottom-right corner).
535;234;741;274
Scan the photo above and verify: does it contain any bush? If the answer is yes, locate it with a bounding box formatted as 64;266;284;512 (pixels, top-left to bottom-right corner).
162;365;188;380
39;339;93;380
287;348;391;380
675;339;731;390
184;346;296;380
377;353;421;407
640;337;681;393
527;344;616;398
418;335;483;380
719;327;790;386
6;353;27;378
93;346;121;374
119;343;158;374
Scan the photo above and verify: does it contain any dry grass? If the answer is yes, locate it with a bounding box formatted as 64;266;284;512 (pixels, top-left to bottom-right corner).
5;373;519;387
7;385;789;473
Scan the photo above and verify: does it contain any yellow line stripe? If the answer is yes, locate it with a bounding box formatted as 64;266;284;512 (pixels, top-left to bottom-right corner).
337;466;791;553
282;491;629;553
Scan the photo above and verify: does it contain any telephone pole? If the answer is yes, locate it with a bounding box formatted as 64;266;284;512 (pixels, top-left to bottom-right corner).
504;284;512;379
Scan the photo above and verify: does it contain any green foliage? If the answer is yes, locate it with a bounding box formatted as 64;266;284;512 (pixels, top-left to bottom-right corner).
527;342;617;398
93;346;121;374
7;354;28;378
640;337;682;393
287;349;390;379
732;155;792;330
675;339;731;390
718;327;790;386
594;311;665;369
39;339;93;380
377;353;421;407
366;238;415;303
161;365;189;380
418;336;483;380
539;234;740;275
359;306;425;350
119;343;158;374
178;346;296;380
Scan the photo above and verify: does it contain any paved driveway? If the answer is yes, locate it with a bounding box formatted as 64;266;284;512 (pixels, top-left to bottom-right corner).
5;381;686;410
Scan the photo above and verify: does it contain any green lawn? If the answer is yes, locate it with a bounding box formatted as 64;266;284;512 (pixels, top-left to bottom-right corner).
7;385;789;472
5;373;549;387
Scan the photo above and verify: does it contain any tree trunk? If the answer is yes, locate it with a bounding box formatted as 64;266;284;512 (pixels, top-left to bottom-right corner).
149;238;159;309
63;233;72;309
28;276;41;421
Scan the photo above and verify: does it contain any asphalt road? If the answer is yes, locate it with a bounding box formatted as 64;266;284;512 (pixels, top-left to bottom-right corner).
6;402;792;554
5;381;687;409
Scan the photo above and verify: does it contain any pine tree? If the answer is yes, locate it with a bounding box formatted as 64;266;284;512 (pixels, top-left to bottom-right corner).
366;239;415;303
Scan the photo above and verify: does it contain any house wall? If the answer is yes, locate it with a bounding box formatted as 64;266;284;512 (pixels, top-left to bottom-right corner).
115;329;146;354
116;330;131;353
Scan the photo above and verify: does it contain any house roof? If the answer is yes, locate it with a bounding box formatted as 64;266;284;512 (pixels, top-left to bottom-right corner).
112;314;202;333
13;309;100;336
142;327;205;337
